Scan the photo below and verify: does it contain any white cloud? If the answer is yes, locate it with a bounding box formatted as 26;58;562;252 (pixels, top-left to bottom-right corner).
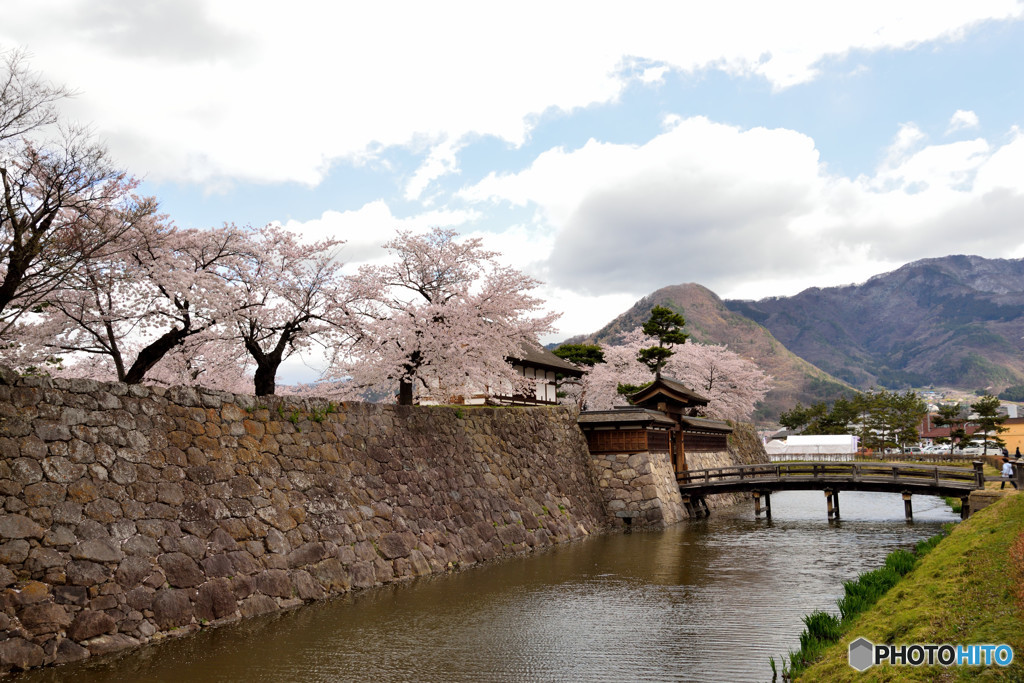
280;200;481;266
872;123;928;186
459;116;1024;307
537;288;639;341
974;127;1024;193
3;0;1021;188
873;137;990;192
404;138;464;202
947;109;980;133
461;117;825;294
466;223;556;276
10;0;250;64
639;65;669;85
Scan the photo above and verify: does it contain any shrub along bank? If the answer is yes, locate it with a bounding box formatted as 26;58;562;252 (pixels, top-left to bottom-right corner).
791;492;1024;681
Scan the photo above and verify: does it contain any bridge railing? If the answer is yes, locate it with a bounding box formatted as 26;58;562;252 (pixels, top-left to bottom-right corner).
678;461;984;489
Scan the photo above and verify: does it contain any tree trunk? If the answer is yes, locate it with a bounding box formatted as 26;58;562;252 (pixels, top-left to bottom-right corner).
123;326;191;384
397;353;420;405
398;379;413;405
253;361;279;396
243;327;291;397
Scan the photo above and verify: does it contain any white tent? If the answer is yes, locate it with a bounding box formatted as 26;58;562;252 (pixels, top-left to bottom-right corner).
784;434;859;454
766;434;860;460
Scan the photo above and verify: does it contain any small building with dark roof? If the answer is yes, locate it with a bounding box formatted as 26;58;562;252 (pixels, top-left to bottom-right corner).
628;376;710;412
677;415;734;455
577;376;732;476
501;344;584;405
425;343;584;406
578;408;676;455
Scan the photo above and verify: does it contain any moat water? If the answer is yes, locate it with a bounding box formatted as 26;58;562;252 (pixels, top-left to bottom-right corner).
17;491;958;682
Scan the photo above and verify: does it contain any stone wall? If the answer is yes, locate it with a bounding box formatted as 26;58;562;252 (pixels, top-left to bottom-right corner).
590;451;687;527
968;489;1015;516
591;423;769;524
0;369;607;674
687;423;770;510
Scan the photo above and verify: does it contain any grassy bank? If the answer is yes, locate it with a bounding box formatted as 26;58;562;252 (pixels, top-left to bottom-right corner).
795;492;1024;681
775;536;944;680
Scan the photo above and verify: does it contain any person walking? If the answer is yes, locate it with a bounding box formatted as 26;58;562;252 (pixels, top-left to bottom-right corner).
1001;458;1018;489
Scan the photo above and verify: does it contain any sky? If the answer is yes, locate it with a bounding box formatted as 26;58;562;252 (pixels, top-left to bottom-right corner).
4;1;1024;361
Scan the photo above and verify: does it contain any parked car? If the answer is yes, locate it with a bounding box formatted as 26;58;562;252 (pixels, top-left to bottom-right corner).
902;446;923;455
957;440;1003;455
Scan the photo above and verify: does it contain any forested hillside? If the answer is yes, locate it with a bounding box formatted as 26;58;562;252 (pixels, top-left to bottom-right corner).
726;255;1024;392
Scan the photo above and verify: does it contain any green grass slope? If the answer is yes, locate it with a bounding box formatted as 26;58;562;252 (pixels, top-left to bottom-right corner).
798;493;1024;681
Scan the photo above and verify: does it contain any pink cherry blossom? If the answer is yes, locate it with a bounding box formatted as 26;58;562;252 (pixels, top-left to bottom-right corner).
334;227;558;404
572;328;772;420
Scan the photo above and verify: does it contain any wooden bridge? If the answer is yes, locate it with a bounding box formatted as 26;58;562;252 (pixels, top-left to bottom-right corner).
678;461;990;521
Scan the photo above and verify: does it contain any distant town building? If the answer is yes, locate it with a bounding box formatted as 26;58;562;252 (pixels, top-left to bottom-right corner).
918;412;980;446
1002;417;1024;454
1000;403;1020;419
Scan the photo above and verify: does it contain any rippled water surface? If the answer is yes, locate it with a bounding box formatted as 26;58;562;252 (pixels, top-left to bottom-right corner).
18;491;958;682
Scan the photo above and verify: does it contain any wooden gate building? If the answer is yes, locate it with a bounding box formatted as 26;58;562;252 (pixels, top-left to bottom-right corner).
578;377;733;476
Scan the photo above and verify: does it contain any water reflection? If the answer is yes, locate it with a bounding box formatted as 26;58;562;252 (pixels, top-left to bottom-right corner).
17;491;957;683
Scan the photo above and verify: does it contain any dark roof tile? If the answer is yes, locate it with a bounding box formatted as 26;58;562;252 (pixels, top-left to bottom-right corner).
511;344;585;376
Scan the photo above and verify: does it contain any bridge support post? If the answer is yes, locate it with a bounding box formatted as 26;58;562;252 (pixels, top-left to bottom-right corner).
825;489;835;519
832;490;840;519
698;496;710;517
973;460;985;488
903;492;913;522
960;496;969;520
682;495;710;519
751;491;773;520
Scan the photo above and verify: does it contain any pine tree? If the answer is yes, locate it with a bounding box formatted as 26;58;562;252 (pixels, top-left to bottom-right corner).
933;403;967;455
970;394;1009;455
636;306;688;379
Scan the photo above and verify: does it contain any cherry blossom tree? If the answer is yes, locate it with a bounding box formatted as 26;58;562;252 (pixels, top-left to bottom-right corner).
0;130;152;338
578;328;772;420
552;343;604;410
49;333;253;393
229;224;352;396
142;335;253;393
38;219;248;384
336;227;558;405
1;47;73;145
577;330;654;411
1;51;153;337
670;342;772;421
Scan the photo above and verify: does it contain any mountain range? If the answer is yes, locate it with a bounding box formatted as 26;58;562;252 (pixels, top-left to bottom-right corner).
568;255;1024;422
